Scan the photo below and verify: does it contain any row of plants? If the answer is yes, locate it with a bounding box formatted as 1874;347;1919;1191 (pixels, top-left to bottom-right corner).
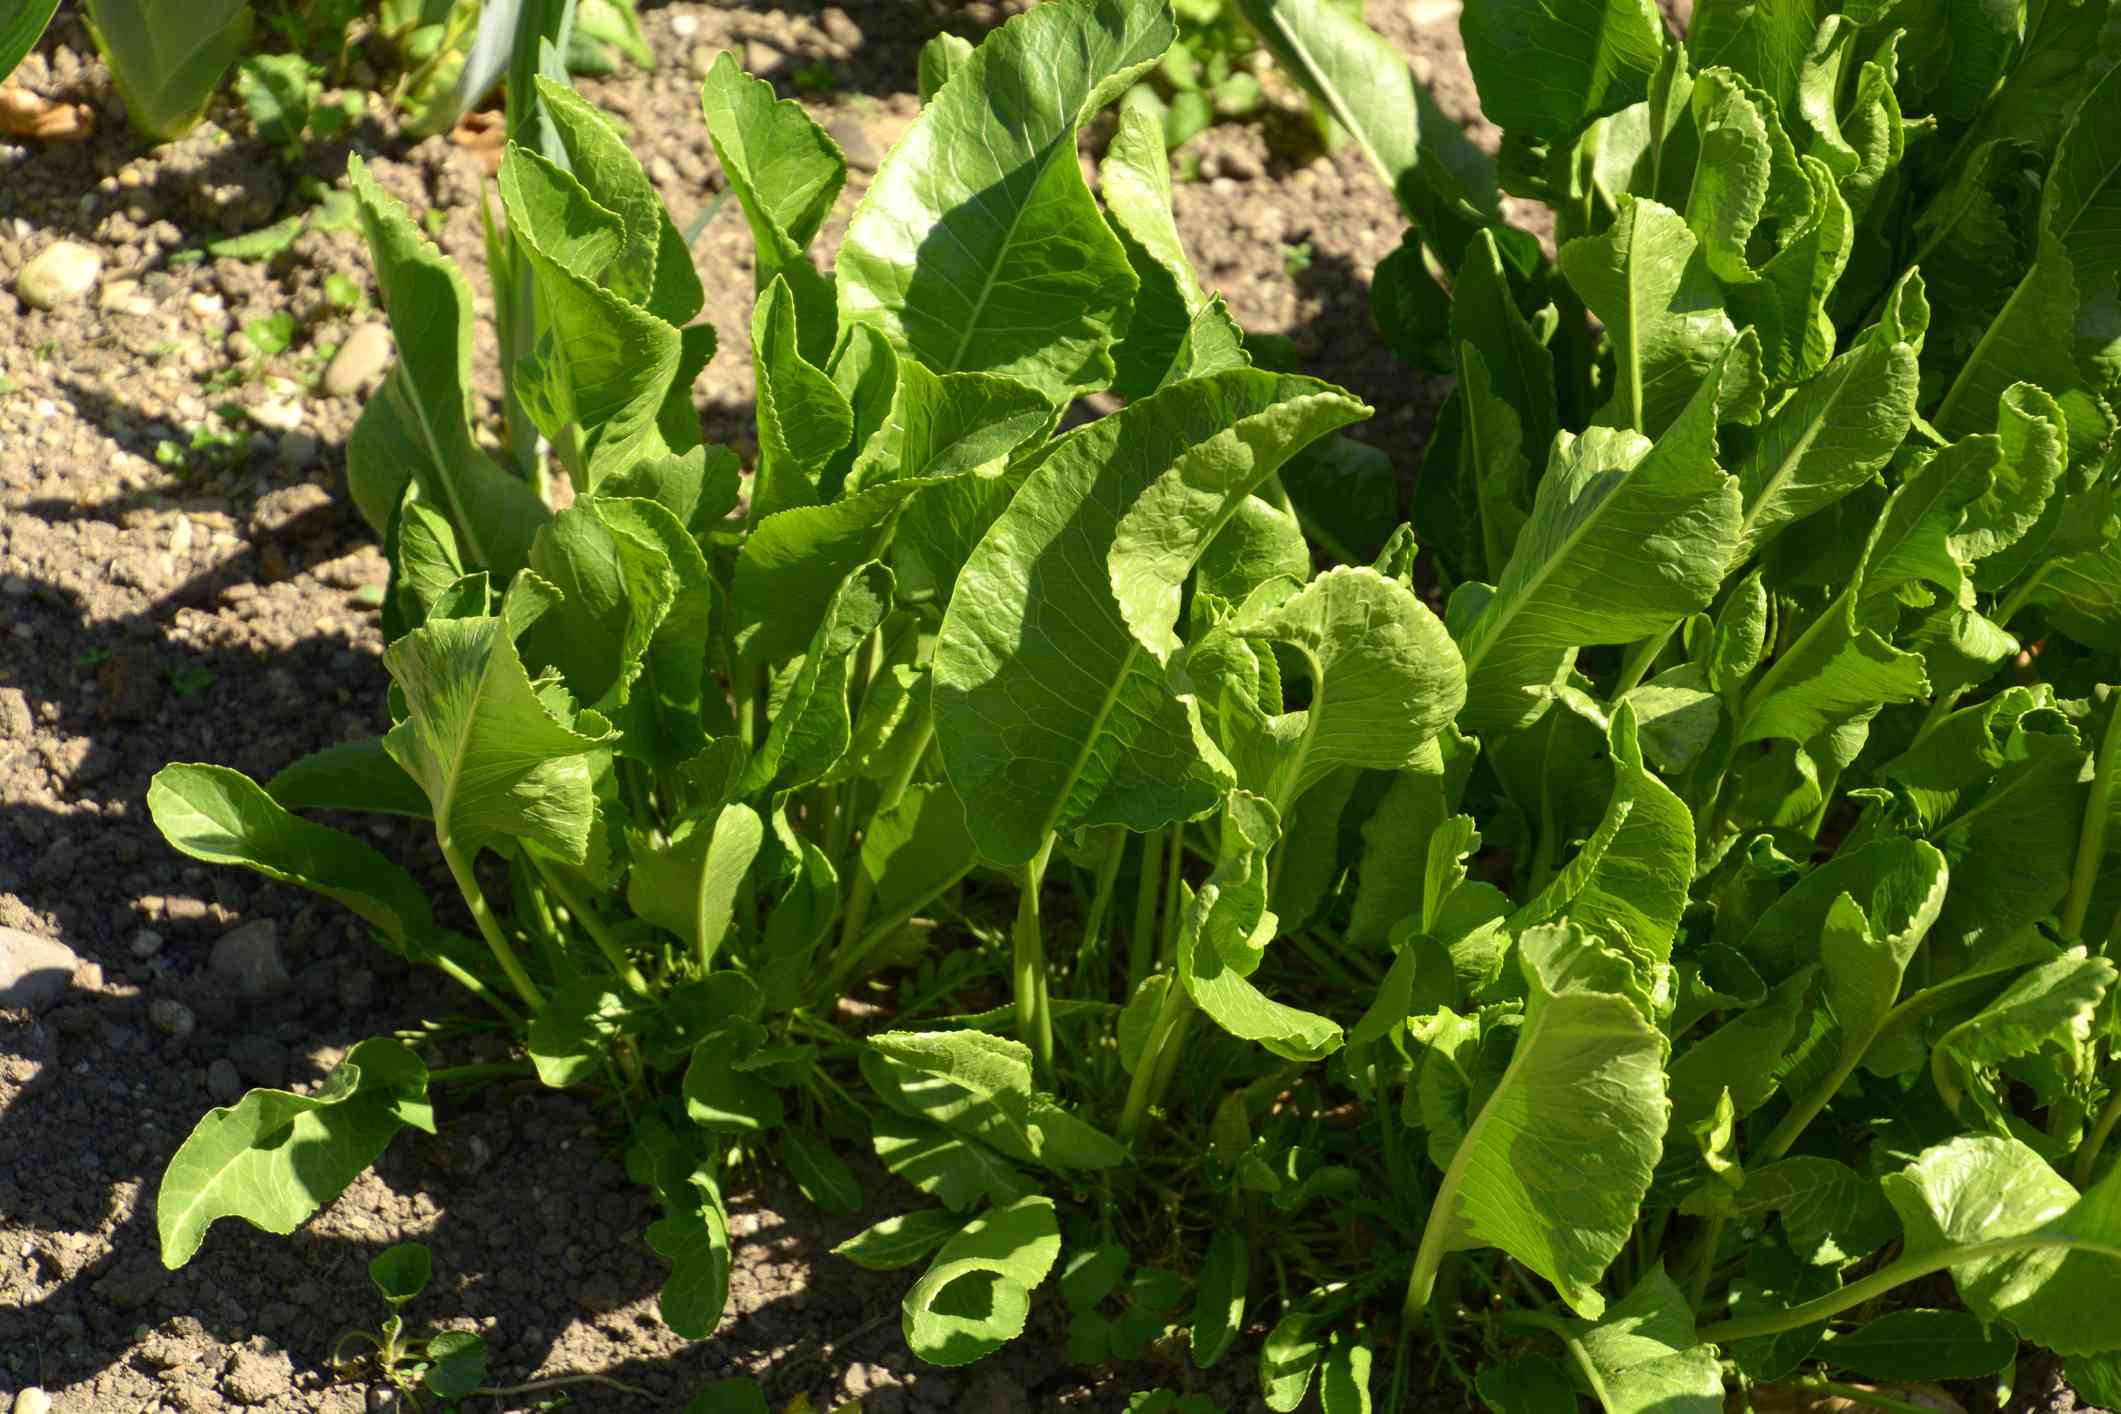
140;0;2121;1409
0;0;648;143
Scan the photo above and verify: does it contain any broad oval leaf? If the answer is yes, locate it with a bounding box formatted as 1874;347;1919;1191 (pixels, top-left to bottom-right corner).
902;1195;1062;1366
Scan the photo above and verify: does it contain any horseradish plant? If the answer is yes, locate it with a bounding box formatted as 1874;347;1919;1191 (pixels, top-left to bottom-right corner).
145;0;2121;1408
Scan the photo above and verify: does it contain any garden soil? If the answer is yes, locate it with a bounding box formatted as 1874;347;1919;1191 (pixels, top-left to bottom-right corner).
0;3;2093;1413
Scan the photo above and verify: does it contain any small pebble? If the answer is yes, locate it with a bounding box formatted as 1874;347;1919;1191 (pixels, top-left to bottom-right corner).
668;11;698;37
207;1057;244;1105
14;1388;53;1414
0;928;79;1011
322;322;393;397
130;929;164;959
148;997;196;1040
16;241;101;309
210;919;291;1000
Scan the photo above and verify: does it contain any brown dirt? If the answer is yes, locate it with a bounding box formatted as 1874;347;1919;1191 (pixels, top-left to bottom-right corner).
0;2;1469;1410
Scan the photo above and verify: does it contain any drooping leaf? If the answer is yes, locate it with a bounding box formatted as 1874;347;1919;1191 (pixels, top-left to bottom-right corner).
1411;923;1669;1319
1824;1310;2019;1381
935;369;1364;865
902;1195;1062;1366
158;1039;432;1267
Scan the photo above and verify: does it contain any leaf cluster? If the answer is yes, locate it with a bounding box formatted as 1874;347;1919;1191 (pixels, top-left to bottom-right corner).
144;1;2121;1409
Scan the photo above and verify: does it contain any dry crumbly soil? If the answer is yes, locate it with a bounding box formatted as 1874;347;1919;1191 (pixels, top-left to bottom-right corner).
0;4;2090;1414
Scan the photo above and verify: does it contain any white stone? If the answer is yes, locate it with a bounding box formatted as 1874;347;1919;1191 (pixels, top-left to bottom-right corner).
0;928;77;1010
668;11;698;38
322;322;392;398
15;1387;54;1414
16;241;101;309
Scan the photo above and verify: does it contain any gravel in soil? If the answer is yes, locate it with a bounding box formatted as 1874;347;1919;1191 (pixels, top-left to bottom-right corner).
0;3;1485;1410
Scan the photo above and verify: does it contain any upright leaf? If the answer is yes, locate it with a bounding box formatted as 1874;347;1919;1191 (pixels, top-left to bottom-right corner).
835;0;1173;401
1460;0;1666;144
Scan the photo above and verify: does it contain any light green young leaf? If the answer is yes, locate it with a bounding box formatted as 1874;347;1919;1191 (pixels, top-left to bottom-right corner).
1933;951;2116;1130
849;360;1054;494
699;51;843;361
499;145;685;490
150;764;436;949
1209;567;1465;814
918;31;975;103
158;1039;431;1267
1460;0;1664;144
934;370;1364;866
520;498;675;717
592;497;716;766
1411;923;1669;1319
647;1168;732;1339
626;803;764;965
1510;704;1692;974
1178;792;1344;1062
1731;155;1852;385
1884;1135;2121;1355
1457;355;1743;735
903;1195;1062;1365
1734;585;1928;750
381;580;616;863
748;275;854;521
1683;66;1800;285
836;0;1172;402
346;158;548;577
1560;197;1739;435
1733;335;1918;563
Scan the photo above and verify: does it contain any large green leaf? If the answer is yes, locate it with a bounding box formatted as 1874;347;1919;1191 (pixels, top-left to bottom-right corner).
83;0;251;140
1884;1135;2121;1355
382;578;616;862
749;276;855;520
158;1039;432;1267
647;1167;733;1339
1932;951;2115;1130
264;738;431;819
346;158;549;578
1560;197;1741;436
1410;923;1668;1320
902;1195;1062;1366
1455;355;1743;736
1568;1268;1724;1414
699;51;842;362
627;803;764;965
535;77;702;325
834;0;1172;401
1460;0;1666;144
934;369;1365;866
149;764;436;950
